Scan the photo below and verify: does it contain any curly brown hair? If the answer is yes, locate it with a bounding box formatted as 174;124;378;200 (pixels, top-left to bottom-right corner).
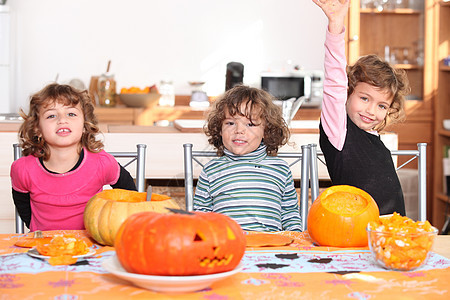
18;83;103;159
205;85;290;156
347;54;410;132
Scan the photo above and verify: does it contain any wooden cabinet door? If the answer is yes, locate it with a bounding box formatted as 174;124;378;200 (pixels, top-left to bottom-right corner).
347;0;361;64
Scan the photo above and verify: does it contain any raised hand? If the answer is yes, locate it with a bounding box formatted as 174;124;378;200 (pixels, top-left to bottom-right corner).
312;0;350;34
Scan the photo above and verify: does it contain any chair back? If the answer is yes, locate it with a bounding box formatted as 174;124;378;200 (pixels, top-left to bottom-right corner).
108;144;147;192
13;144;24;234
183;143;312;231
308;143;427;221
12;143;147;234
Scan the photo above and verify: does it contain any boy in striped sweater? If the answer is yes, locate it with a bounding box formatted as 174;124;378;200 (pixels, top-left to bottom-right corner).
193;85;302;232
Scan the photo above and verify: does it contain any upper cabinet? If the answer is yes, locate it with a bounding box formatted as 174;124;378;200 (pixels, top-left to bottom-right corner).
348;0;427;101
432;0;450;232
347;0;434;147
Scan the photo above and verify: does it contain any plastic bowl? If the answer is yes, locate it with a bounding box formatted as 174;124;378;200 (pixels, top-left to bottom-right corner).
119;93;161;108
367;224;438;271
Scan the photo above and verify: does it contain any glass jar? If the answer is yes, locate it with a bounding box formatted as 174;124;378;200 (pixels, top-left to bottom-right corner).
158;80;175;107
97;73;116;107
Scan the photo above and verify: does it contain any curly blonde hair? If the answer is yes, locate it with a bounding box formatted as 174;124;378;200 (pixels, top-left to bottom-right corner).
347;54;410;132
18;83;103;160
205;85;290;156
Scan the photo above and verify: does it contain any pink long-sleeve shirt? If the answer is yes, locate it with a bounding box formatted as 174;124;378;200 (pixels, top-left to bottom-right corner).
320;29;348;151
11;149;120;231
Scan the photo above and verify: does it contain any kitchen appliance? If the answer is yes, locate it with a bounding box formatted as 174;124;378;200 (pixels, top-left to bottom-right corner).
159;80;175;107
261;70;324;107
225;62;244;91
273;96;305;126
189;81;209;108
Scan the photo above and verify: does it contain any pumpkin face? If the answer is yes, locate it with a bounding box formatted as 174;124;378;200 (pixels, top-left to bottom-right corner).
83;189;179;246
114;211;246;276
307;185;379;247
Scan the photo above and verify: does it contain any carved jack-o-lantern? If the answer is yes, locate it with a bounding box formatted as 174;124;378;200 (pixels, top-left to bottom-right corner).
114;210;246;276
307;185;380;247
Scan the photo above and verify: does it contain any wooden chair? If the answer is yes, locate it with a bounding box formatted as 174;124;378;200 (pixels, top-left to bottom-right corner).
308;143;428;222
13;143;147;234
183;143;312;231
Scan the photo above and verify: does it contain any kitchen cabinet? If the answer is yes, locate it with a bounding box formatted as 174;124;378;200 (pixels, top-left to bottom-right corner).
432;0;450;232
94;95;323;126
93;96;208;125
349;1;427;99
347;1;435;220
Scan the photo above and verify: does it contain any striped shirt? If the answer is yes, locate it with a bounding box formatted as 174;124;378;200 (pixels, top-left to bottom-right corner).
193;144;302;232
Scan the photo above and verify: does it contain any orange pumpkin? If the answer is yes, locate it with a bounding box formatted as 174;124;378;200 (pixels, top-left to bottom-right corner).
114;210;246;276
307;185;379;247
83;189;179;246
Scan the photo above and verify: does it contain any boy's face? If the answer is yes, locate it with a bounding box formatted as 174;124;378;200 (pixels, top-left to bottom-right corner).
221;103;265;156
346;82;393;131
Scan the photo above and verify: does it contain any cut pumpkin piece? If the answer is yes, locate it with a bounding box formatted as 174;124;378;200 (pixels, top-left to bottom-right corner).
15;237;53;248
246;233;294;247
15;231;53;248
48;255;78;266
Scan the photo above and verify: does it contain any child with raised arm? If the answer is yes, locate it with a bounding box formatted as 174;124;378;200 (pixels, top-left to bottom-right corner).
11;83;137;231
313;0;409;215
193;85;302;231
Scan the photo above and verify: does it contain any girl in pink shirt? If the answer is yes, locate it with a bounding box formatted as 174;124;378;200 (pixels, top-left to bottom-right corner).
11;83;136;231
313;0;410;215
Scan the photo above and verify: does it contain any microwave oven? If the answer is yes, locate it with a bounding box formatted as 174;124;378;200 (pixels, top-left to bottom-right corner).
261;70;324;107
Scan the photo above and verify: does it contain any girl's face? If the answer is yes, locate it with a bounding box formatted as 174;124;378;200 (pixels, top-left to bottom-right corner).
38;100;85;152
221;103;265;156
346;82;393;131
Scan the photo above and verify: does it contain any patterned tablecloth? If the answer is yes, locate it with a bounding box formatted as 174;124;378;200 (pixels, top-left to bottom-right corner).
1;230;449;299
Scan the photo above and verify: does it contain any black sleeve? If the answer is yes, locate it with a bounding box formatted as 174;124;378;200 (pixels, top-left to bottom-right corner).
111;163;138;191
12;188;31;228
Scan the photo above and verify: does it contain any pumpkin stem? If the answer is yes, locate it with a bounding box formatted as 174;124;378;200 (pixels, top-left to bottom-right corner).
146;185;152;202
167;208;194;215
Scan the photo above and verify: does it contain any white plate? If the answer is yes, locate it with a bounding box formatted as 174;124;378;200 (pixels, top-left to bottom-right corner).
27;248;96;259
102;256;243;293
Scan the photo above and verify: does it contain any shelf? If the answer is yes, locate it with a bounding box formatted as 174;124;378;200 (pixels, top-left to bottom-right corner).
437;192;450;204
440;64;450;71
395;63;423;70
441;1;450;7
438;129;450;138
360;8;422;14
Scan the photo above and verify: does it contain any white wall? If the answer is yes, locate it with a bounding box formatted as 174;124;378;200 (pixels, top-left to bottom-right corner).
0;5;10;113
6;0;327;113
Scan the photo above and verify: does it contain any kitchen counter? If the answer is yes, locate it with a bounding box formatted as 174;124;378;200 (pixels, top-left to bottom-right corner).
173;119;320;133
0;121;21;132
0;120;321;134
93;103;322;126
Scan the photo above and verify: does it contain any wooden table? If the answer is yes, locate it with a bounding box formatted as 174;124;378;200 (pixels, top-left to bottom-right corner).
1;230;449;299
